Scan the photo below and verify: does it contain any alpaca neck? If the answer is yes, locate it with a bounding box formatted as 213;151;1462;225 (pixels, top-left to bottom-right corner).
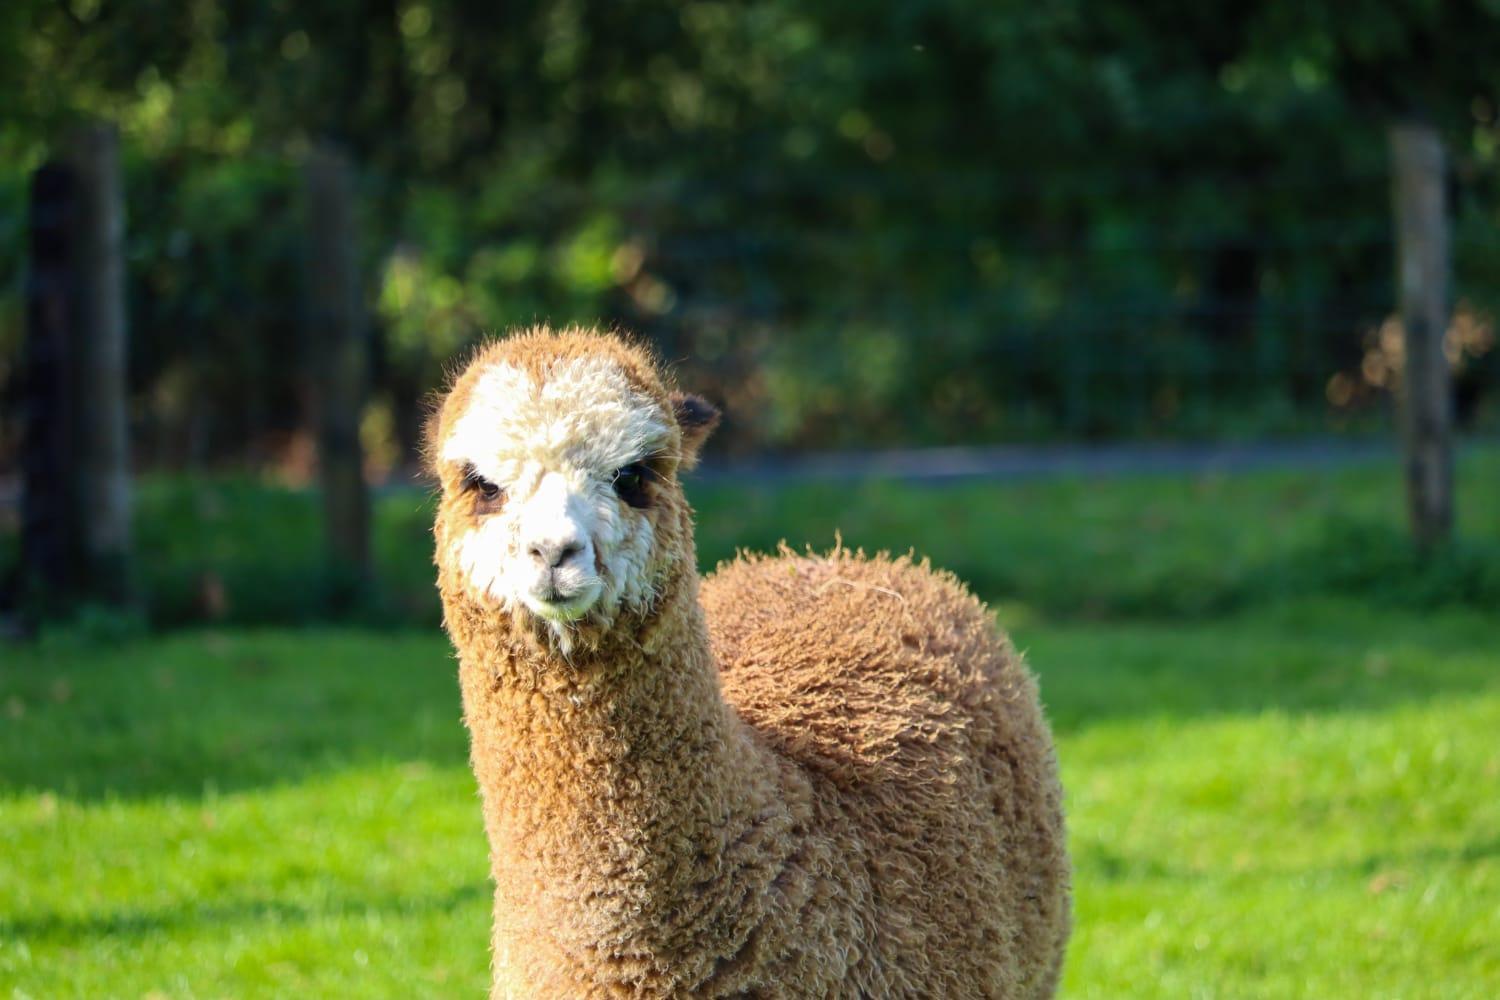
458;570;802;976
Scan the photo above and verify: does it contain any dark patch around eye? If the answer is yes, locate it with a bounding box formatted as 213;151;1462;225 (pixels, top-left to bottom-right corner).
612;461;658;509
461;463;506;515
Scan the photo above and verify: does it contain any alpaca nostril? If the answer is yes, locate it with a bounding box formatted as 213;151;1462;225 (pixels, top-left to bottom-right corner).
531;539;584;569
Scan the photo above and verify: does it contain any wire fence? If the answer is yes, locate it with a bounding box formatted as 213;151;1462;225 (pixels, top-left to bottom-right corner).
1;136;1497;477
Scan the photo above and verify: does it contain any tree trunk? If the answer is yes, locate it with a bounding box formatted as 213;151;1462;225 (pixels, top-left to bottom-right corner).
1388;121;1454;550
20;163;76;614
66;124;134;603
304;142;371;596
21;124;134;616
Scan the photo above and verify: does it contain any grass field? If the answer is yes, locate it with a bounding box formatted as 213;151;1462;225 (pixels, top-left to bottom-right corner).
3;608;1498;997
4;455;1500;996
115;447;1500;627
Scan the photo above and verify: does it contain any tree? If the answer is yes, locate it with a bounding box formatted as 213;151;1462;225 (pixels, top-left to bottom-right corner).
20;122;133;616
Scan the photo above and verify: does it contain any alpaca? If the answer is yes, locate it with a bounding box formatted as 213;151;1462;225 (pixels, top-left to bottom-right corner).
429;326;1070;998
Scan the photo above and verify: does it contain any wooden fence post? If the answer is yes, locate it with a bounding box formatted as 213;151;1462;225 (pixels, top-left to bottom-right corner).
304;142;371;597
66;124;134;603
21;123;133;616
1389;121;1454;549
20;163;76;613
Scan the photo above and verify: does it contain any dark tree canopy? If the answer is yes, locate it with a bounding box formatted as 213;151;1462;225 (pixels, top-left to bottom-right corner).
2;0;1498;461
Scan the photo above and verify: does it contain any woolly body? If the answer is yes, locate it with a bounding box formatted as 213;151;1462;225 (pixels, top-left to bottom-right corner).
430;327;1070;997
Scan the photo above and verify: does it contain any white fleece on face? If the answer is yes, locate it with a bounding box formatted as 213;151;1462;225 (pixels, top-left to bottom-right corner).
442;357;669;642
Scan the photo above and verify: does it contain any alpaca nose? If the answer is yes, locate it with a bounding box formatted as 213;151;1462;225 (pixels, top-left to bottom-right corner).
529;537;585;569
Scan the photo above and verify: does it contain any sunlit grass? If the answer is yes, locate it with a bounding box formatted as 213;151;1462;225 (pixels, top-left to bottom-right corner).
4;605;1497;996
1030;608;1500;997
1;632;488;997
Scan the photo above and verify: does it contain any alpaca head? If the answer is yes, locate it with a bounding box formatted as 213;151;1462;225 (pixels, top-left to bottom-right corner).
429;327;719;651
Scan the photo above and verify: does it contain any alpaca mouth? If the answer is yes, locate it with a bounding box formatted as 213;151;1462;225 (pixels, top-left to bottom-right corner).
525;582;601;623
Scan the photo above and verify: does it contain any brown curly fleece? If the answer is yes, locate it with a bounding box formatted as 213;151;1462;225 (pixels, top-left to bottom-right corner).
430;327;1070;998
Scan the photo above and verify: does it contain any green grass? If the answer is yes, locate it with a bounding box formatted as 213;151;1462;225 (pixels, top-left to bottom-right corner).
1;632;487;997
4;454;1499;995
694;455;1500;619
3;604;1498;997
100;446;1500;627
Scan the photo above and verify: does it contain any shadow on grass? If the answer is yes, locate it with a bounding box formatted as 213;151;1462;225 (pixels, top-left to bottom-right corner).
1015;601;1500;736
2;603;1497;801
2;882;488;943
1076;835;1500;884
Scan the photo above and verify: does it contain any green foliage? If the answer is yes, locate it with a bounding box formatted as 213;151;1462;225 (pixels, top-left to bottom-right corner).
2;609;1496;994
38;603;149;646
3;0;1499;456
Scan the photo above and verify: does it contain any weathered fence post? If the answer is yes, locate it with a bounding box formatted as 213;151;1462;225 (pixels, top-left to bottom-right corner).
20;164;75;613
67;124;134;603
1389;121;1454;550
304;142;371;598
20;122;133;616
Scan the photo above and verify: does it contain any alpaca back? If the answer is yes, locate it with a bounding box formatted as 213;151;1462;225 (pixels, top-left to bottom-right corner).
701;549;1071;997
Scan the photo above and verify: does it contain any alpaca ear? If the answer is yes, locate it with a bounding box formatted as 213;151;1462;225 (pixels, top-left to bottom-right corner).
671;392;720;468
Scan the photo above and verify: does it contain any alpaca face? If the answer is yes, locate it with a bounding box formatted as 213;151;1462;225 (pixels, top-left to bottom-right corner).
436;354;679;643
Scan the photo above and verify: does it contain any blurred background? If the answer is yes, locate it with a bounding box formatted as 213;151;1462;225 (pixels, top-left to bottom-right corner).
2;2;1498;996
3;0;1500;626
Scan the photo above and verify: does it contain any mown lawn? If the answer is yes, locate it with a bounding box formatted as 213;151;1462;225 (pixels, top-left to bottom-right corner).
4;453;1499;996
3;602;1498;997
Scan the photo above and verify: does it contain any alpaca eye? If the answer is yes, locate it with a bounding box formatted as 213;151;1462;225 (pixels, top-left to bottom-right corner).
461;466;506;513
612;463;653;508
